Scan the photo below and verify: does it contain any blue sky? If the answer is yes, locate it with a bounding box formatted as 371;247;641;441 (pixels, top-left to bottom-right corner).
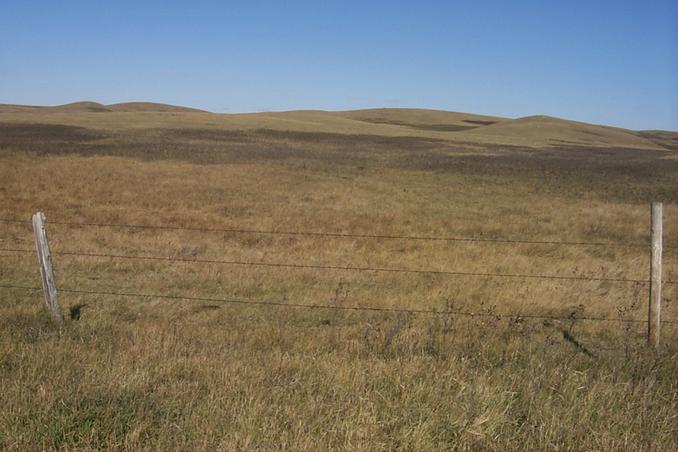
1;1;676;130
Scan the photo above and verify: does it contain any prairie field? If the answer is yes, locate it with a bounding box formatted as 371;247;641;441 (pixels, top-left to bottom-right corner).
1;105;678;449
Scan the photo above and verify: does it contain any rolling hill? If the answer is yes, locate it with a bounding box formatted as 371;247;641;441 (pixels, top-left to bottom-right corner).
0;101;675;150
0;101;204;113
457;114;669;149
333;108;508;132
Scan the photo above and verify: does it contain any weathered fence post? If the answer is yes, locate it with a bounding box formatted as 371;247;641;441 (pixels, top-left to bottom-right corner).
32;212;63;327
648;202;662;349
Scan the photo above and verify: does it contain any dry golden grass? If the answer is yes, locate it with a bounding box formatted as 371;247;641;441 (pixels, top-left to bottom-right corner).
1;103;674;149
0;108;677;449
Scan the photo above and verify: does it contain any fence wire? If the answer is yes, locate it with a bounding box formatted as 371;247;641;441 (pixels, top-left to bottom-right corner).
1;214;676;326
0;247;664;284
0;217;660;249
2;283;677;324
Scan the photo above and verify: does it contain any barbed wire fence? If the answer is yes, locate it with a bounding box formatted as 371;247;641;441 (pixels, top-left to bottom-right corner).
0;208;676;344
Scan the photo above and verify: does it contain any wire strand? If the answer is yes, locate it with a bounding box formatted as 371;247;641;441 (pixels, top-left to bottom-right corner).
3;283;675;324
0;247;657;284
0;218;652;248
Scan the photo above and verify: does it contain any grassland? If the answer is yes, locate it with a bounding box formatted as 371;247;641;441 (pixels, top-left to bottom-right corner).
1;103;677;449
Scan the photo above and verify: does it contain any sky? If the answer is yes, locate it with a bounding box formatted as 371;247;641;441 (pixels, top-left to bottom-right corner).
1;0;676;130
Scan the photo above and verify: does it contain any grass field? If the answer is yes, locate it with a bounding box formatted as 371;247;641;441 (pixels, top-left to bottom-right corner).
1;104;677;449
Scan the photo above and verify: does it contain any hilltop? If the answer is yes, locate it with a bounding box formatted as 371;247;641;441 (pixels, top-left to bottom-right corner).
0;102;675;150
0;101;205;113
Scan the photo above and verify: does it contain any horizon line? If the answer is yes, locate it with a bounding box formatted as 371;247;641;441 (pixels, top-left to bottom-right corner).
0;99;676;133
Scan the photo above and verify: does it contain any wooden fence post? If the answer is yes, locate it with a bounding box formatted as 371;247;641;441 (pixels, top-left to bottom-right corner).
648;202;662;349
32;212;63;327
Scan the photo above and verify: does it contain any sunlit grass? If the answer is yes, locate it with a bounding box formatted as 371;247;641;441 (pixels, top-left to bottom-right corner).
0;114;677;449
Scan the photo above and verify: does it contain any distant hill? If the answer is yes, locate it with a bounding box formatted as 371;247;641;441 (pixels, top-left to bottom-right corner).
638;130;678;151
106;102;205;113
0;101;204;113
334;108;507;132
457;115;665;149
52;101;111;112
0;102;675;150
